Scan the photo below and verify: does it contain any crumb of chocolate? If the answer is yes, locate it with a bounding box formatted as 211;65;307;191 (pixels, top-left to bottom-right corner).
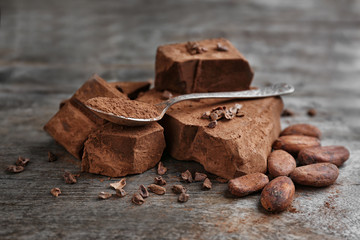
48;152;57;162
132;193;145;205
208;121;217;128
186;41;207;55
172;185;187;194
288;206;299;213
216;43;229;52
154;176;167;186
307;108;317;117
281;108;294;117
116;188;127;197
86;97;161;119
148;184;166;195
140;184;149;198
98;192;112;200
162;90;173;100
181;170;193;183
63;171;77;184
15;156;30;167
194;172;207;182
202;178;212;190
157;162;167;175
50;188;61;197
6;165;24;173
110;178;126;190
178;192;190;203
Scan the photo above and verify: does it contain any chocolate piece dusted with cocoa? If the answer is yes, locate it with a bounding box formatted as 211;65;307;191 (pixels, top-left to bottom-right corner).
155;38;253;94
139;184;149;198
63;171;77;184
6;165;24;173
194;172;207;182
82;122;165;177
137;90;283;180
154;176;167;186
181;170;193;183
132;193;145;205
86;97;161;119
116;188;127;197
148;184;166;195
178;192;190;203
110;178;126;190
157;162;167;175
280;124;322;139
202;178;212;190
172;185;187;194
50;188;61;197
16;156;30;167
98;192;112;200
48;152;57;162
298;146;350;167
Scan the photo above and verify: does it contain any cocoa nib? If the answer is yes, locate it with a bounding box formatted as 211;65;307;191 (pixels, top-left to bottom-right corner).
48;152;57;162
186;41;207;55
157;162;167;175
178;192;190;203
154;176;167;186
6;165;24;173
172;185;187;194
140;184;149;198
110;178;126;190
203;103;243;128
161;90;173;100
307;108;317;117
63;171;77;184
208;121;217;128
181;170;193;183
281;109;294;117
202;178;212;190
148;184;166;195
50;188;61;197
98;192;112;200
194;172;207;182
116;188;127;198
216;42;229;52
16;156;30;167
132;193;145;205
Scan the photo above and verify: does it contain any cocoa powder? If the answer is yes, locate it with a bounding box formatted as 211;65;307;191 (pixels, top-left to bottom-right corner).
86;97;161;119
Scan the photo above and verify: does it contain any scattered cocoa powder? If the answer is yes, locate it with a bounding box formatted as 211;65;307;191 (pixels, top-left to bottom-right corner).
86;97;161;119
50;188;61;197
63;171;77;184
157;162;167;175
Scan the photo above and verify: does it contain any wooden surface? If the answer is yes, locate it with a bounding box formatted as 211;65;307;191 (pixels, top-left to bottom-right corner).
1;0;360;239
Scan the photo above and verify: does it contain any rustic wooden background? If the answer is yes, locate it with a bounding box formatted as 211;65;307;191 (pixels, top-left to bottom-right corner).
1;0;360;239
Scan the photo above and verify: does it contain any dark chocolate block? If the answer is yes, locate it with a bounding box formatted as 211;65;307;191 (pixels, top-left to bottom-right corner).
155;38;254;94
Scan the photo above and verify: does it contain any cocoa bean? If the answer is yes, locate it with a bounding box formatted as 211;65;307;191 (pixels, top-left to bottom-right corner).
228;173;269;197
280;124;321;139
260;176;295;212
272;135;321;156
268;150;296;177
290;163;339;187
298;145;350;167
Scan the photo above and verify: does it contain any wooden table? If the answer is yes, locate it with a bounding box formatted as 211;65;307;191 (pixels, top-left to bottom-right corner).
1;0;359;239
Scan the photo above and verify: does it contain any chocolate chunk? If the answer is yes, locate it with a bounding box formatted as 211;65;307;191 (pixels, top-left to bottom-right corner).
48;152;57;162
139;184;149;198
157;161;167;175
98;192;112;200
50;188;61;197
110;178;126;190
178;192;190;203
132;193;145;205
15;156;30;167
172;185;187;194
6;165;24;173
148;184;166;195
155;38;253;94
194;172;207;182
63;171;77;184
202;178;212;190
154;176;167;186
181;170;193;183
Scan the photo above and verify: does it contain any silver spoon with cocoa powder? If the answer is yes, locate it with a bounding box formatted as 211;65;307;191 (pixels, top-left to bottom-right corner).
86;83;294;126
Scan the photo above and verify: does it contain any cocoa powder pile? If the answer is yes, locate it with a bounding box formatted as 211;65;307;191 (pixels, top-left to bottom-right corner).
86;97;161;119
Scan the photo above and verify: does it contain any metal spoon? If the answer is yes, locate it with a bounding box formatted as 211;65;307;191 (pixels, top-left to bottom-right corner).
86;83;294;126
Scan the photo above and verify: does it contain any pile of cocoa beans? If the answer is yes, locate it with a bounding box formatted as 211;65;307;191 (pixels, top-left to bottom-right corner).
228;123;350;212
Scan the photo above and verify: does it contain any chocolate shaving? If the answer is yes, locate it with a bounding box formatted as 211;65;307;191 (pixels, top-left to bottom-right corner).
181;170;193;183
50;188;61;197
16;156;30;167
216;43;229;52
6;165;24;173
202;178;212;190
63;171;77;184
194;172;207;182
148;184;166;195
48;152;57;162
172;185;187;194
110;178;126;190
178;192;190;203
157;162;167;175
140;184;149;198
154;176;167;186
98;192;112;200
116;188;127;198
132;193;145;205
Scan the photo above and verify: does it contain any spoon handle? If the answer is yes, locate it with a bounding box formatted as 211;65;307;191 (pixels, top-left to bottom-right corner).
165;83;294;107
